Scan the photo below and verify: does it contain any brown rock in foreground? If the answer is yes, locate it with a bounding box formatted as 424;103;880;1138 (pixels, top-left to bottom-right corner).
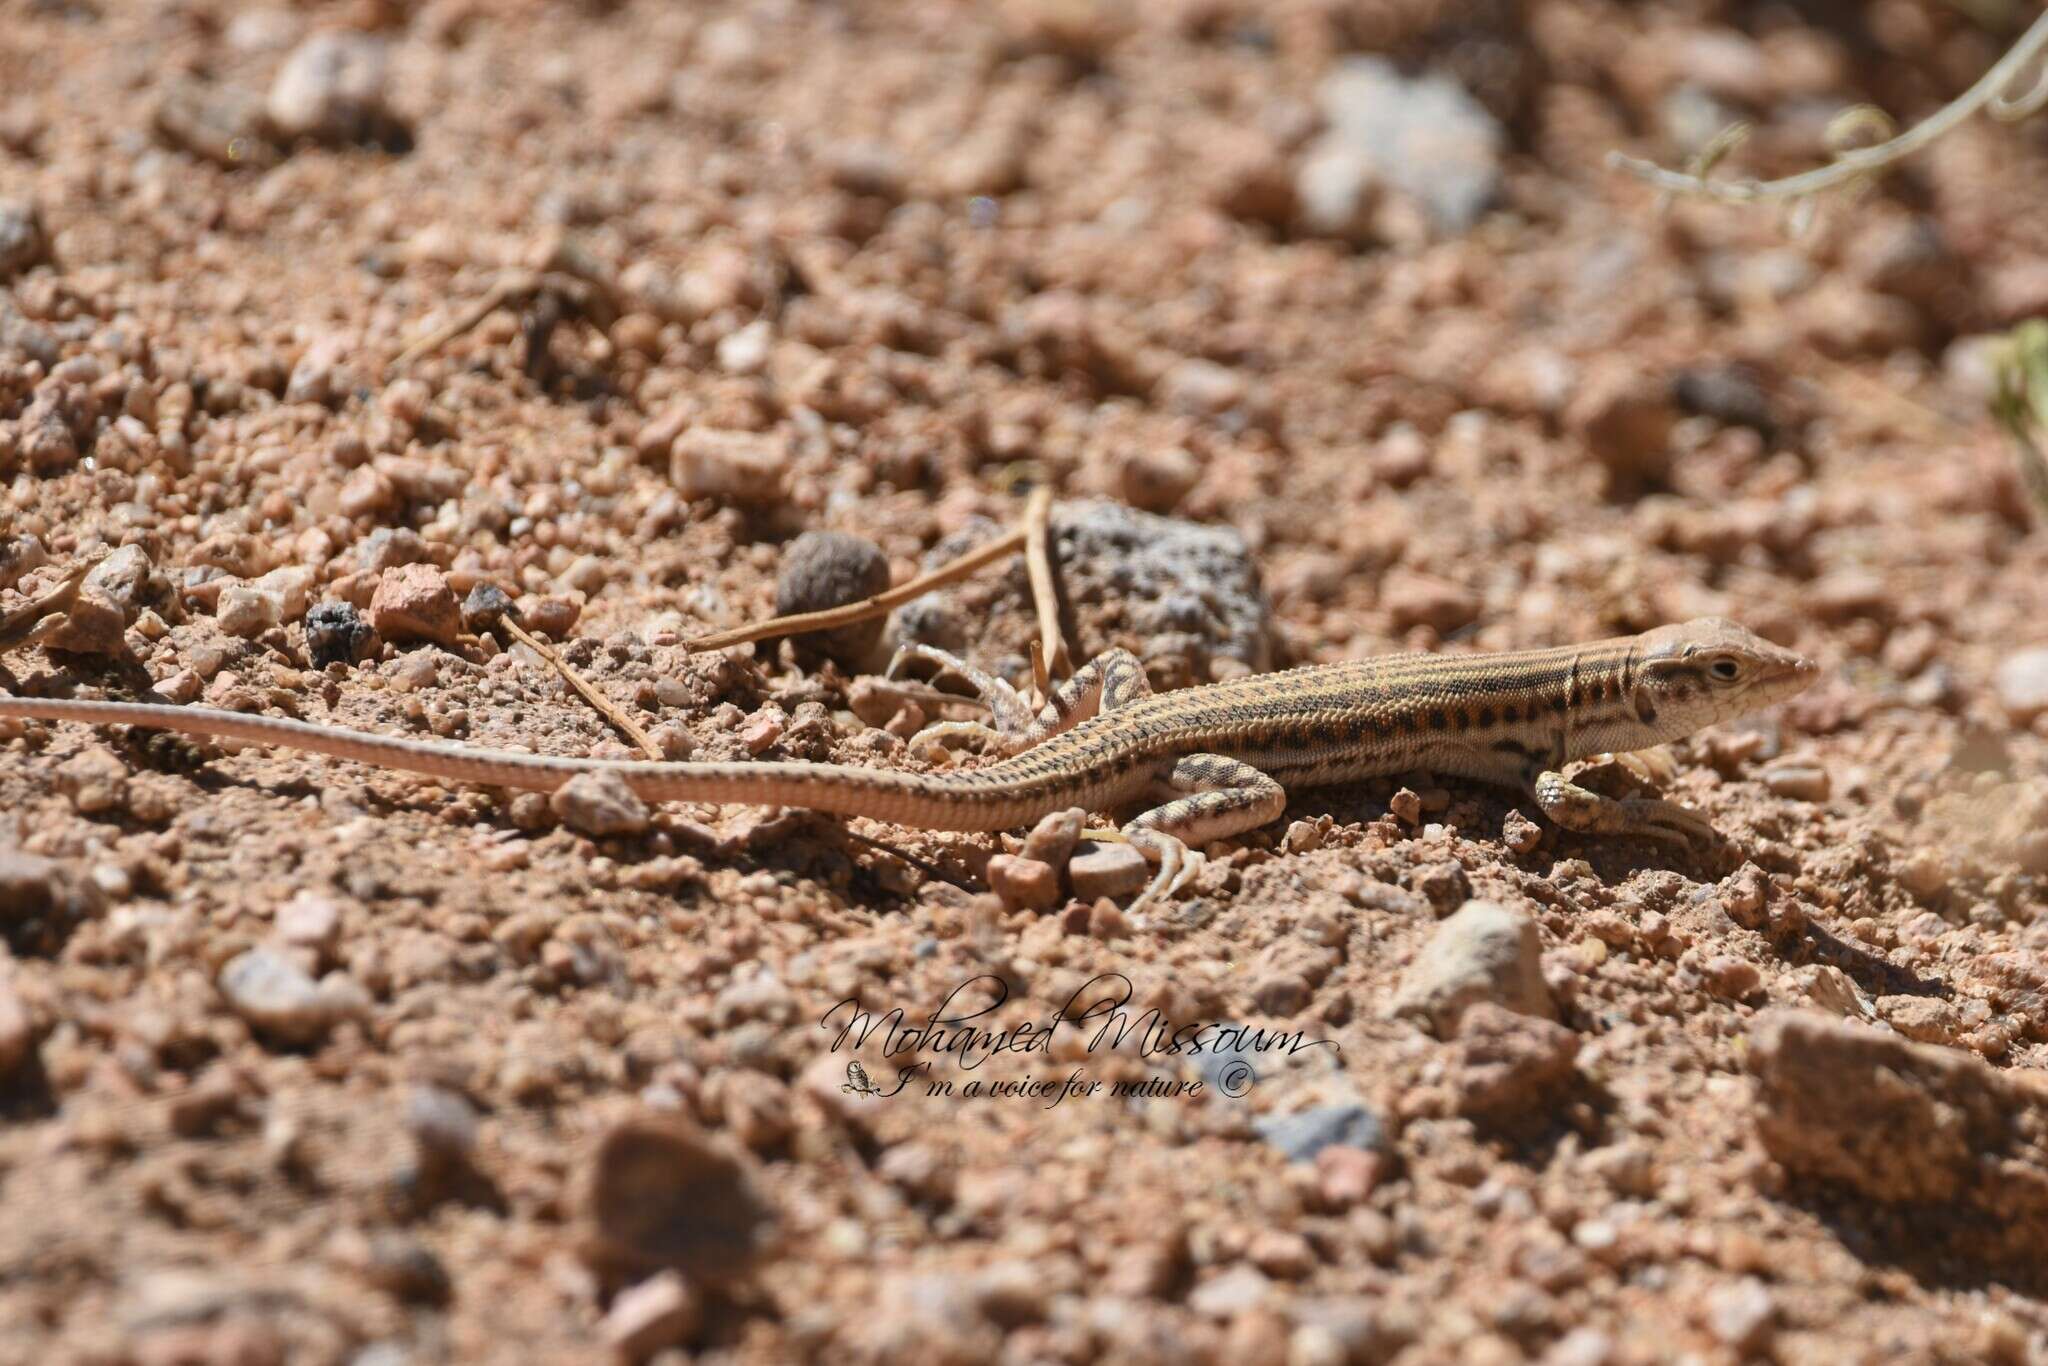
1747;1009;2048;1276
580;1114;779;1285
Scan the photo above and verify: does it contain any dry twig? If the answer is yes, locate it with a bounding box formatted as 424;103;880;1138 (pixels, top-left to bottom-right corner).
500;617;662;759
1608;8;2048;206
1022;484;1072;691
683;525;1028;653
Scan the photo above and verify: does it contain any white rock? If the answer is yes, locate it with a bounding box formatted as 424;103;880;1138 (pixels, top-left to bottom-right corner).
1388;899;1554;1037
218;946;366;1045
1311;56;1502;235
267;31;391;143
670;429;790;505
1994;647;2048;726
551;770;651;837
215;584;281;638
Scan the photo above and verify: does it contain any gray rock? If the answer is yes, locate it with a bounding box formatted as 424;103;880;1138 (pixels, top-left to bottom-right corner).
460;583;515;635
306;600;373;668
0;198;49;281
551;771;652;838
218;946;366;1045
1253;1101;1387;1161
892;500;1272;690
1308;56;1502;236
1388;899;1554;1037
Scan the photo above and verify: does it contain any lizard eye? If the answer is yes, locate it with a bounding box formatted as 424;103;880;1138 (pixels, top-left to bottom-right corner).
1708;657;1742;682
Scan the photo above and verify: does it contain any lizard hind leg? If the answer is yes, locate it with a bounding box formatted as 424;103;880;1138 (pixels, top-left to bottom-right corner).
1119;753;1286;915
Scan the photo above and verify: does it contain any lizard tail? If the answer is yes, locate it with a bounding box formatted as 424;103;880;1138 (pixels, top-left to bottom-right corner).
0;696;1049;832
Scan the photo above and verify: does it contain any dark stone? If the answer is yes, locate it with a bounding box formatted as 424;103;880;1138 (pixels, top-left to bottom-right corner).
461;582;516;634
305;600;373;668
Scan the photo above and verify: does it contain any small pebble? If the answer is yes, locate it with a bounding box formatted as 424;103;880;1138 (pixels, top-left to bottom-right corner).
1994;648;2048;727
1704;954;1761;1000
215;584;281;638
987;854;1060;912
738;709;785;755
1703;1278;1776;1351
1021;807;1085;870
267;31;398;143
1088;899;1130;939
1068;842;1150;900
551;771;652;838
775;531;891;668
305;600;373;667
581;1114;778;1281
1119;446;1201;513
57;747;129;816
671;428;791;505
1761;763;1830;802
604;1271;701;1360
461;582;515;634
275;892;343;955
517;594;581;639
369;564;462;648
1314;1145;1381;1206
218;946;366;1046
1388;898;1554;1036
1502;809;1542;854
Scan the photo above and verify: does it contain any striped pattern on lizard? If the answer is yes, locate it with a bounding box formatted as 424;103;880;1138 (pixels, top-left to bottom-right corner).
0;617;1818;911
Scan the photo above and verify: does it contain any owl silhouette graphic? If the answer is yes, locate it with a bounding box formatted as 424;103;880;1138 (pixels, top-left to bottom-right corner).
839;1060;919;1098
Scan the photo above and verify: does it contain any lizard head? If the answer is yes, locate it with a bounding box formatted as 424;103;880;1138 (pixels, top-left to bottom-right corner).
1627;618;1818;738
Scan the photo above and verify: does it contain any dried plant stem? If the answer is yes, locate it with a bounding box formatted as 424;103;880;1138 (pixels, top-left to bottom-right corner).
683;526;1028;653
501;618;662;759
1022;484;1072;689
1608;8;2048;203
389;278;538;374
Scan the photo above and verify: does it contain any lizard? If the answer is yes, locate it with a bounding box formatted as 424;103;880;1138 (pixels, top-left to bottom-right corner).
0;617;1818;911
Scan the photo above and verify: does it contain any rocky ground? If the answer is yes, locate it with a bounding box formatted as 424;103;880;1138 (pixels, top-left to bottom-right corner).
4;0;2048;1362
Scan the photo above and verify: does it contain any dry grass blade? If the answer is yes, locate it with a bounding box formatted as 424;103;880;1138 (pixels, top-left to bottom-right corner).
500;617;662;759
1608;7;2048;205
1022;484;1072;688
682;526;1028;653
388;277;541;375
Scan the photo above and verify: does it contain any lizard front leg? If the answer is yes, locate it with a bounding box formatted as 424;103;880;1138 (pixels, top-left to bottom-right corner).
889;645;1151;754
1118;753;1286;915
1531;769;1717;847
